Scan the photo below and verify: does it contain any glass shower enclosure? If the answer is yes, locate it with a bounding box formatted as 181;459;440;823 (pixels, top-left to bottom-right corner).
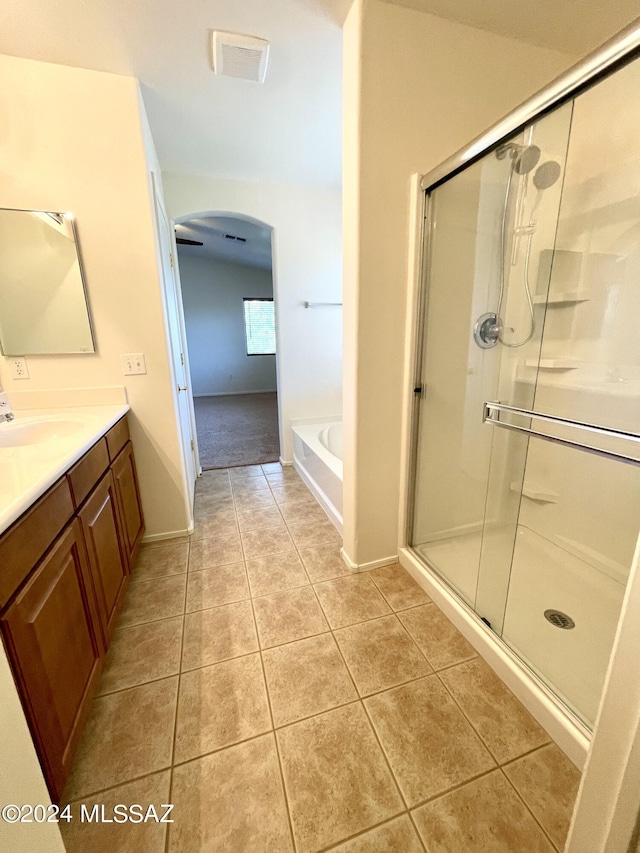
409;54;640;730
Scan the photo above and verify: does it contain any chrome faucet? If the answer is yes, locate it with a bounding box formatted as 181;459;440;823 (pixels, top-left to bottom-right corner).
0;391;15;423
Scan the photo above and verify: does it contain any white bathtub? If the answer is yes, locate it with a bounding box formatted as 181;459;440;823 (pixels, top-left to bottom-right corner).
292;420;343;532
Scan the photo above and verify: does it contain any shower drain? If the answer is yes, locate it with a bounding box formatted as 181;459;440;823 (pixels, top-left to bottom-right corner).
544;609;575;630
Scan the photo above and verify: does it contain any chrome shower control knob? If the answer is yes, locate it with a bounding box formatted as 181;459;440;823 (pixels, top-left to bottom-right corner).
473;313;500;348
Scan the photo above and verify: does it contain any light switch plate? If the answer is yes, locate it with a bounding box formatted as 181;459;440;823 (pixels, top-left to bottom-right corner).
10;357;29;380
121;353;147;375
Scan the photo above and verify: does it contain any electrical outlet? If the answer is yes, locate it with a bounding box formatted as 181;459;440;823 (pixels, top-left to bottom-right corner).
10;357;29;380
120;353;147;376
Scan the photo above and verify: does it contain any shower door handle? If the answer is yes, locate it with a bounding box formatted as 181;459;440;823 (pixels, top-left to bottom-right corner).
483;401;640;467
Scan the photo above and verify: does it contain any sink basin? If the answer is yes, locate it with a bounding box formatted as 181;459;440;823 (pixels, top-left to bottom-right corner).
0;417;88;447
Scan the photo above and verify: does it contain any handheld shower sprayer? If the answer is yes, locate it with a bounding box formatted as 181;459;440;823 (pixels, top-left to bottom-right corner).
473;142;563;350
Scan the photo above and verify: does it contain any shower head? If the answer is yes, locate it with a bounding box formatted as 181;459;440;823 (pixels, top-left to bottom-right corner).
496;142;541;175
514;145;541;175
533;160;561;190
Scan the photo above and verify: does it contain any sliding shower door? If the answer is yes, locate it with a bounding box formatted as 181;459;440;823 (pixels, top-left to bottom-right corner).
411;103;572;605
410;155;497;606
410;54;640;729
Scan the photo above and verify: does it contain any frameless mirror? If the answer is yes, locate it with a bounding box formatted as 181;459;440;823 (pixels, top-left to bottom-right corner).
0;208;95;355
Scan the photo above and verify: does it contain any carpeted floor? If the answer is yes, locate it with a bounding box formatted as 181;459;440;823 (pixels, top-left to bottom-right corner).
194;392;280;470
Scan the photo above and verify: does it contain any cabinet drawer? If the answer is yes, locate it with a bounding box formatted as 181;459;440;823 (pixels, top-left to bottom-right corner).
67;438;109;509
105;416;130;462
0;479;74;609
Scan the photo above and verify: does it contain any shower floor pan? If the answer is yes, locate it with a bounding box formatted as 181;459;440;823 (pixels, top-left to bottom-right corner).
416;525;625;727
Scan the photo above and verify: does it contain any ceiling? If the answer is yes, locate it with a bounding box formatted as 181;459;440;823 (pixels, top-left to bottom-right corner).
0;0;345;187
1;0;638;189
384;0;640;55
175;216;272;270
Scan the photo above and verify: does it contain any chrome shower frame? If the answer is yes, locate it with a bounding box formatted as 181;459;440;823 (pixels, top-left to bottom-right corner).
401;19;640;853
419;20;640;195
410;17;640;519
404;16;640;763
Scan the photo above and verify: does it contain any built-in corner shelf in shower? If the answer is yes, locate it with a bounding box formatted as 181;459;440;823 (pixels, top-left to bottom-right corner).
532;291;591;306
525;359;581;371
510;481;559;503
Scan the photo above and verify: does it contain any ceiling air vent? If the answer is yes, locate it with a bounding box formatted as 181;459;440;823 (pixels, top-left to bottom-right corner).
211;31;270;83
224;234;247;243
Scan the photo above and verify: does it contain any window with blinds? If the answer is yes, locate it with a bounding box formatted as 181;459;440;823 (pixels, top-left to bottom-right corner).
243;298;276;355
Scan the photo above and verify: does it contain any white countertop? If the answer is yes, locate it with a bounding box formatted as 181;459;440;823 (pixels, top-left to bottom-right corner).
0;404;130;536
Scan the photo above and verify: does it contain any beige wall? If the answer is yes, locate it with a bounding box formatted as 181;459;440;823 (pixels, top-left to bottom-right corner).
0;53;189;538
179;254;276;396
0;648;66;852
342;0;577;565
163;172;343;462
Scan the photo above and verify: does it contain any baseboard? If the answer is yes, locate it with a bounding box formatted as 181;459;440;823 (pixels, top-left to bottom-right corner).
279;456;293;467
193;390;277;397
340;547;398;572
142;526;193;543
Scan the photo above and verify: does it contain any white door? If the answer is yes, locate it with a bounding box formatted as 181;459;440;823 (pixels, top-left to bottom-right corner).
151;175;198;514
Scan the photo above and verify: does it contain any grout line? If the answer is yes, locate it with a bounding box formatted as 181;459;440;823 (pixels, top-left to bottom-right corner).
385;612;435;669
182;594;251;615
117;611;186;630
499;766;562;852
292;524;563;849
185;558;246;576
408;810;430;853
310;604;406;633
432;662;552;772
253;471;351;850
407;765;499;812
169;729;275;772
96;669;182;699
62;766;175;809
313;811;411;853
314;579;410;816
237;493;298;853
427;653;480;674
500;741;553;769
431;666;502;766
357;694;410;811
164;534;190;853
259;624;331;653
82;464;569;852
109;611;185;637
128;570;188;587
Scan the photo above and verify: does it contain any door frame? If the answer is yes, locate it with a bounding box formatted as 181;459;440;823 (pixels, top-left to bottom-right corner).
173;210;282;466
150;173;199;517
399;171;640;853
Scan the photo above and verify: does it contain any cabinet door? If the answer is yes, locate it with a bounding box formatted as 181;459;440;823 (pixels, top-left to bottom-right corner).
112;441;145;568
78;471;129;645
0;520;103;802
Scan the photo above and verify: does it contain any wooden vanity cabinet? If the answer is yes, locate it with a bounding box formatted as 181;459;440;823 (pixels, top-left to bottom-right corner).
111;441;144;569
78;470;129;646
0;520;104;802
0;414;145;802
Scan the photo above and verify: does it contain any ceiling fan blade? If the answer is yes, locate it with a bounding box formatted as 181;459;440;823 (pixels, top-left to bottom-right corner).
176;237;204;246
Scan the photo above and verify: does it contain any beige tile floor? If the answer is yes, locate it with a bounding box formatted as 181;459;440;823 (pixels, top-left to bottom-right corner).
60;463;581;853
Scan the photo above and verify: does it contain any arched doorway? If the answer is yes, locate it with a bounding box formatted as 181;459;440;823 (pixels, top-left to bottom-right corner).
173;211;282;470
